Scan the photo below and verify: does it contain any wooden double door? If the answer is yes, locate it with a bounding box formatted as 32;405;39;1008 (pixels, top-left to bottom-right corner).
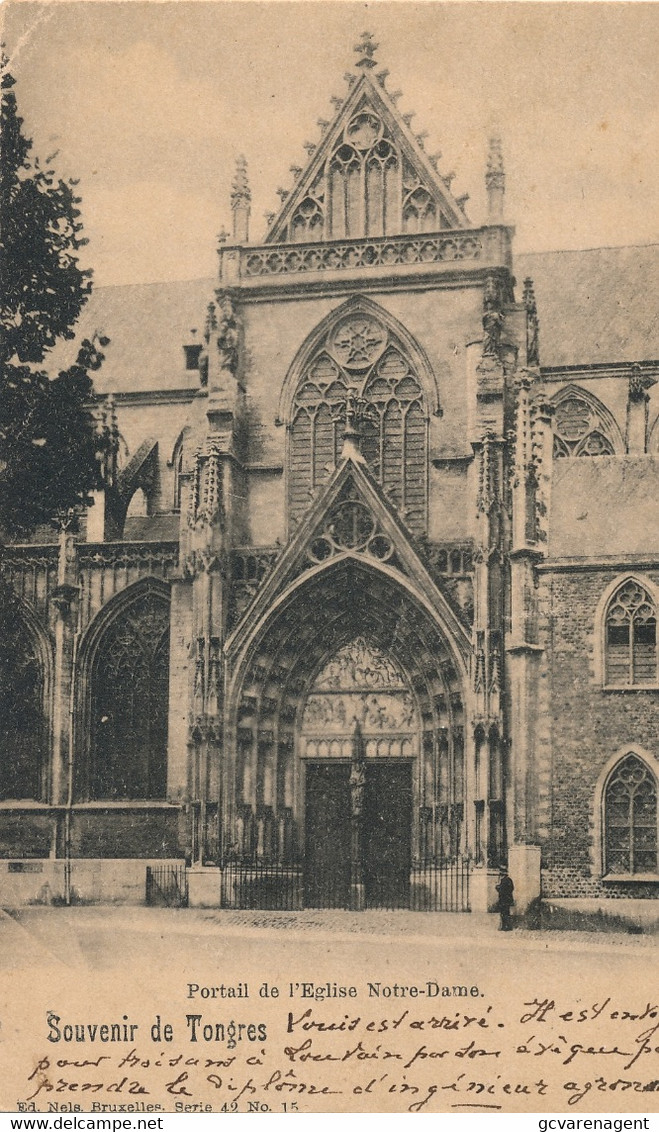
303;761;412;908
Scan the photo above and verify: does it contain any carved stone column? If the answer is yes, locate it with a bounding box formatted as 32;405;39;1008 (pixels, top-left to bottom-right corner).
349;720;366;911
50;520;79;807
626;366;655;454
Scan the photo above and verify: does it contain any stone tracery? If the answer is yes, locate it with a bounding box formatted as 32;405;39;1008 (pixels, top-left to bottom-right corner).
289;310;428;531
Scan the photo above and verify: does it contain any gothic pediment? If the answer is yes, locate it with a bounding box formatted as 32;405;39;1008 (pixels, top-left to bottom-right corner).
265;69;469;245
225;456;471;663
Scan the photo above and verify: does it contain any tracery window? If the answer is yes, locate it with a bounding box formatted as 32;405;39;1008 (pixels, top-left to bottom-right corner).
289;311;428;531
604;754;658;875
281;102;451;242
89;590;170;800
605;579;657;686
0;601;45;800
553;393;615;457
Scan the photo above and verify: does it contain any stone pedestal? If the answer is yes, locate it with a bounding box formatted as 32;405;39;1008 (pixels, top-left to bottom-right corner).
508;844;541;913
470;866;500;912
187;867;221;908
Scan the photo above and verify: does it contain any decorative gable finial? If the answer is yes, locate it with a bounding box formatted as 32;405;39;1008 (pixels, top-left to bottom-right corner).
485;135;505;221
354;30;379;70
231;155;251;241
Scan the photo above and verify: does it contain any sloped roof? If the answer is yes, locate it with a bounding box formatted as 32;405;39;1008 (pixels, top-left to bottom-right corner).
44;243;658;395
46;277;214;394
516;244;659;368
550;456;659;557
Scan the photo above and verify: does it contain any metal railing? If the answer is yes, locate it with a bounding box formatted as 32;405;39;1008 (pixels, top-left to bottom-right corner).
146;864;188;907
219;856;470;912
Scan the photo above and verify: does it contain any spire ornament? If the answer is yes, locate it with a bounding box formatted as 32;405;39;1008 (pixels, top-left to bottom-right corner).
231;155;251;242
485;135;505;221
353;31;379;70
231;155;251;208
523;277;540;366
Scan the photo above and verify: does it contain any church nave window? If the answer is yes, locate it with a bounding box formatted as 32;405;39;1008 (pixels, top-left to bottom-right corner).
604;579;657;687
604;753;658;876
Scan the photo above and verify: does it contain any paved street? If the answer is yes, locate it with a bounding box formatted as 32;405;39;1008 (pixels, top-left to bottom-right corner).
0;903;655;970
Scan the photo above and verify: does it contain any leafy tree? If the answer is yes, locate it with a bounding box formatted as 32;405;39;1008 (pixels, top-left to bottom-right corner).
0;55;109;539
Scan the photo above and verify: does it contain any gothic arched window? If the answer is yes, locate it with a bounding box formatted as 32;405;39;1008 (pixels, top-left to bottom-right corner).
553;393;616;457
88;589;170;800
604;753;658;875
171;429;191;512
0;599;46;800
289;310;428;532
605;579;657;686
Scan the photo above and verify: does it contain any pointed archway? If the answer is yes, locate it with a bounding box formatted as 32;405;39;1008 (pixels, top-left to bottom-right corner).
224;555;467;901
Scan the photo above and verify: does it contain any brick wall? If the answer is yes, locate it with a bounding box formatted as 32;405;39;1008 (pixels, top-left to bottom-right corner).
539;567;659;899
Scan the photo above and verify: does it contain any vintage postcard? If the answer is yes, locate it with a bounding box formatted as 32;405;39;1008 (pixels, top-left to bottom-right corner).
1;0;658;1117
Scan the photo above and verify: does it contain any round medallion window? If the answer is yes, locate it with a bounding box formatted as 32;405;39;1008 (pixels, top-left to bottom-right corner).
345;112;383;151
328;316;387;371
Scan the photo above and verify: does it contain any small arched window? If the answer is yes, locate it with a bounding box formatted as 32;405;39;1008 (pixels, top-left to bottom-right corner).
553;392;616;457
604;753;658;875
605;579;657;686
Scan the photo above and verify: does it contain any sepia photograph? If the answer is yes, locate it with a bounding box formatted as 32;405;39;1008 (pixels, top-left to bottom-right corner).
1;0;658;1116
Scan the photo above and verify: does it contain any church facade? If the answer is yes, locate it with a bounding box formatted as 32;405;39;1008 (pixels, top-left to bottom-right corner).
2;38;659;913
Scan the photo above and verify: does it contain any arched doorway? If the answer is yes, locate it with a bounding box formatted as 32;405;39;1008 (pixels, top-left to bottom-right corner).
301;637;418;908
226;558;469;909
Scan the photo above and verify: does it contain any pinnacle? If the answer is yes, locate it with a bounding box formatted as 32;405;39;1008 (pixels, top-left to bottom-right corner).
486;135;504;177
231;155;251;207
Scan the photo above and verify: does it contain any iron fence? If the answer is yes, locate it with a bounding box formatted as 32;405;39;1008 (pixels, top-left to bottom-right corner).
220;858;302;910
409;856;471;912
219;856;470;912
146;864;188;907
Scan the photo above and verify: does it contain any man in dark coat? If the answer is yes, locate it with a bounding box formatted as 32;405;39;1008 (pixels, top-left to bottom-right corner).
495;867;514;931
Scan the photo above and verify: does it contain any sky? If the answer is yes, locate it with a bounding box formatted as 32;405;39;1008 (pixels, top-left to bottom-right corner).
3;1;659;287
